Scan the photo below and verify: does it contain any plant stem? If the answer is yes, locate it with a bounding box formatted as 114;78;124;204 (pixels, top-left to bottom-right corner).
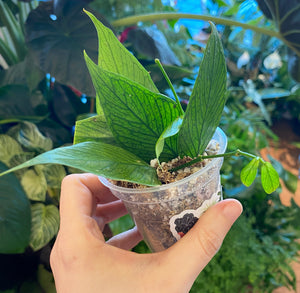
112;12;282;40
113;12;300;58
155;58;184;115
169;149;264;172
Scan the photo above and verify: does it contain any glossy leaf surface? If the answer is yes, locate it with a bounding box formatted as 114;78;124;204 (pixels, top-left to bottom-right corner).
25;2;103;96
85;10;159;94
256;0;300;56
85;53;181;162
261;161;280;194
240;158;260;187
30;203;59;251
178;22;227;157
0;162;31;253
0;141;161;186
73;114;115;145
155;116;183;162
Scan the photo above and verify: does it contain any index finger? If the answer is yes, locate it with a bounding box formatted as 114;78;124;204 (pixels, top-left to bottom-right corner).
59;173;118;230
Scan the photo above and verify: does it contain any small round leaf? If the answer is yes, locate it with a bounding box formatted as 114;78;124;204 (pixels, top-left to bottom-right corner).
261;162;280;194
240;158;260;187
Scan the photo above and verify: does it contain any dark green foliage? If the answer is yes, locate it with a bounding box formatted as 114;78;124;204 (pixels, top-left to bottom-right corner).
191;210;299;293
0;162;31;254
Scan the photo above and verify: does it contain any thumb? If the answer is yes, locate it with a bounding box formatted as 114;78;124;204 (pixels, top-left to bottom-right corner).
161;199;242;289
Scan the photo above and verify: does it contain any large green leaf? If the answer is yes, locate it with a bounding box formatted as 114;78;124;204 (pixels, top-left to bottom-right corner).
256;0;300;81
0;134;23;166
0;162;31;254
21;167;47;201
256;0;300;56
0;141;161;186
30;203;59;251
25;2;104;96
39;164;66;189
85;10;159;94
9;122;53;153
85;53;181;162
178;22;227;157
73;114;116;145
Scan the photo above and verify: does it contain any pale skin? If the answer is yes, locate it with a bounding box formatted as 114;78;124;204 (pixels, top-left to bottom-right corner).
50;173;243;293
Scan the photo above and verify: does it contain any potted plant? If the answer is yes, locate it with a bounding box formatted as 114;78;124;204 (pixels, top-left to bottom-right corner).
0;11;280;252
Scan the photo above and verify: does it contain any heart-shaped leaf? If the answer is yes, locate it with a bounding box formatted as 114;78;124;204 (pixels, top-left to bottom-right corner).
240;158;260;187
25;2;105;96
178;22;227;157
84;53;181;162
0;141;161;186
21;167;47;201
84;10;159;94
261;161;280;194
256;0;300;56
39;164;66;189
0;134;23;166
11;122;53;153
30;203;59;251
0;162;31;254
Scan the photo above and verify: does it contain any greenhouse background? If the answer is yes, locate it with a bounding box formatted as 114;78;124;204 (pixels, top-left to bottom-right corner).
0;0;299;292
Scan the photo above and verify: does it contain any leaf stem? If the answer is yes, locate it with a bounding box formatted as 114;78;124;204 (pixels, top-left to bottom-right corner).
113;12;300;57
155;58;184;115
169;149;264;172
112;13;281;39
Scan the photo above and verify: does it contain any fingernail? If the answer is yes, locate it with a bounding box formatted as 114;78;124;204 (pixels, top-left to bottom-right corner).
222;199;243;223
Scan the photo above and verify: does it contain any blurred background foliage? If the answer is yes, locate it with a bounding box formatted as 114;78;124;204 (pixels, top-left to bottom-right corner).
0;0;299;292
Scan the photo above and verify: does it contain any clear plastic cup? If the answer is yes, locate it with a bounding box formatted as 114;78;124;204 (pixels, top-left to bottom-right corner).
99;127;227;252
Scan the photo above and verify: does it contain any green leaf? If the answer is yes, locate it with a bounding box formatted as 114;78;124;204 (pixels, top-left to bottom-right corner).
0;162;31;254
39;164;66;189
256;0;300;56
261;162;280;194
21;167;47;201
73;114;115;145
0;141;160;186
109;214;134;236
155;116;183;162
0;134;23;166
11;122;53;153
178;22;227;158
30;203;59;251
146;63;193;92
37;264;56;293
25;2;102;96
84;53;181;162
84;10;159;94
240;158;260;187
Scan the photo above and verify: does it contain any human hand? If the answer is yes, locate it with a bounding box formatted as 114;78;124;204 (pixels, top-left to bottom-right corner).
50;173;242;293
